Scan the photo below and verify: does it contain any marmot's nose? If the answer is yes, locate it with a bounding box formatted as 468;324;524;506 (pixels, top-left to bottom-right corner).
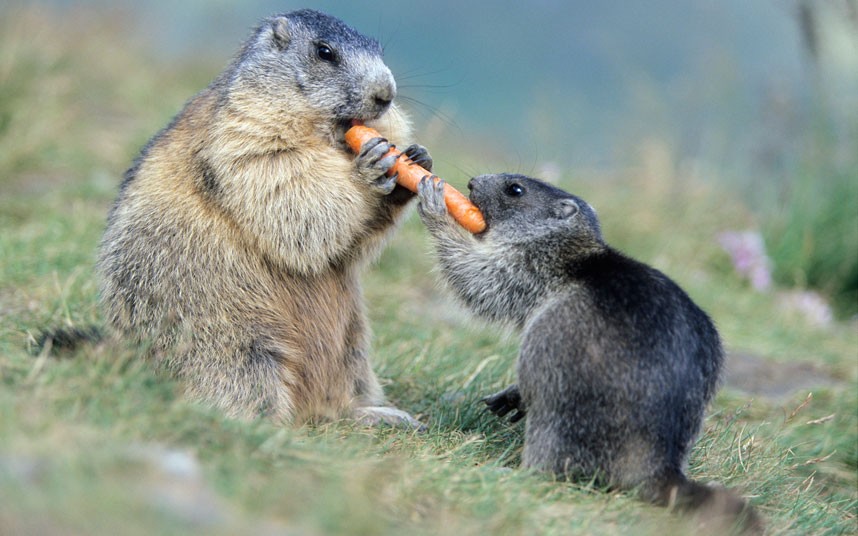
374;94;393;108
468;175;488;190
373;83;395;109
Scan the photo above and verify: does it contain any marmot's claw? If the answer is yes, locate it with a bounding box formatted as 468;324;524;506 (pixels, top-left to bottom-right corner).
376;152;399;171
358;136;389;159
481;385;525;423
416;176;447;222
373;172;398;196
364;140;394;167
482;392;514;416
355;136;398;190
403;144;433;172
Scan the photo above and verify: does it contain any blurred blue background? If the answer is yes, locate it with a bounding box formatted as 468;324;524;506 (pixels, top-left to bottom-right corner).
44;0;858;171
16;0;858;315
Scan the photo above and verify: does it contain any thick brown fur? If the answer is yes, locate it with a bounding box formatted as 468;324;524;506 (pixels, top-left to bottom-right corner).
97;10;426;426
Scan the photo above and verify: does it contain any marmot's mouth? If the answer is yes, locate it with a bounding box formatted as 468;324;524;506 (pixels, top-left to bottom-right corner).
466;183;481;208
466;194;489;237
335;119;357;151
335;115;371;135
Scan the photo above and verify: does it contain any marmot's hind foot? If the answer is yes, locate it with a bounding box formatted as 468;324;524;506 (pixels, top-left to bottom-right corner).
352;406;426;431
482;384;525;423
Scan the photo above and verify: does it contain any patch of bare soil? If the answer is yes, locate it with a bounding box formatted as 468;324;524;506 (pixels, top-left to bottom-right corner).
724;351;846;402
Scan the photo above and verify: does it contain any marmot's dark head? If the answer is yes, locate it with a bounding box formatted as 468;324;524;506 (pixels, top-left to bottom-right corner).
468;173;604;248
230;10;396;128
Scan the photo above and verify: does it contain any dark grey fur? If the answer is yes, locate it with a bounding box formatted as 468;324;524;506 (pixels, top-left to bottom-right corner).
417;174;762;533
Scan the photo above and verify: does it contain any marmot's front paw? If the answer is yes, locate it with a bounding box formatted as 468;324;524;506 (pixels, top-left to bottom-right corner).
402;144;433;172
417;176;448;225
355;136;400;195
482;384;525;423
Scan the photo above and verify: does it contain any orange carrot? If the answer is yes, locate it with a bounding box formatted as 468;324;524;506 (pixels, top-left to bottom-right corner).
345;124;486;234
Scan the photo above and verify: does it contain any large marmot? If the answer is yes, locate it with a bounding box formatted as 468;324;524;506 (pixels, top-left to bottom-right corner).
97;10;429;427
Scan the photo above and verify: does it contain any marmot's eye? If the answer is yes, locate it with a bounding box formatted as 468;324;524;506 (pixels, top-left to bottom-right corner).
316;43;336;62
505;183;524;197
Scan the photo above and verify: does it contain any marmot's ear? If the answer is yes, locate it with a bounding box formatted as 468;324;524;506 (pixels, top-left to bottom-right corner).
555;198;580;219
271;16;291;50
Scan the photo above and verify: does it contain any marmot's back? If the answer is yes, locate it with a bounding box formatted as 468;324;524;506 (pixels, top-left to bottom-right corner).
518;251;720;483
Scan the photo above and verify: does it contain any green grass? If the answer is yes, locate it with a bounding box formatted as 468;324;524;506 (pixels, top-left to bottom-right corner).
1;5;856;536
763;161;858;318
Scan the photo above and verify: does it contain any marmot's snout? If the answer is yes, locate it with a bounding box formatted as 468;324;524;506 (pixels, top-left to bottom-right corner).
364;65;396;118
465;174;498;212
372;81;395;109
467;175;486;190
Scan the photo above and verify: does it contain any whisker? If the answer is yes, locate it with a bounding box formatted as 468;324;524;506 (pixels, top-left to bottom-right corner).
397;95;462;133
399;82;463;93
395;66;458;81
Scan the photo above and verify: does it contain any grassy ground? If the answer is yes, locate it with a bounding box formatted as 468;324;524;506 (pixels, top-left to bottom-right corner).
1;5;856;535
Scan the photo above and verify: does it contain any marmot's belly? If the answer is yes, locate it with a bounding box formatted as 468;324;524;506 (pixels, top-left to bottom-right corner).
262;271;365;419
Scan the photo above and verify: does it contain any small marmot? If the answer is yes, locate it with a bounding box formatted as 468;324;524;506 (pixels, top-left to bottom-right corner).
416;174;762;533
97;10;430;427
